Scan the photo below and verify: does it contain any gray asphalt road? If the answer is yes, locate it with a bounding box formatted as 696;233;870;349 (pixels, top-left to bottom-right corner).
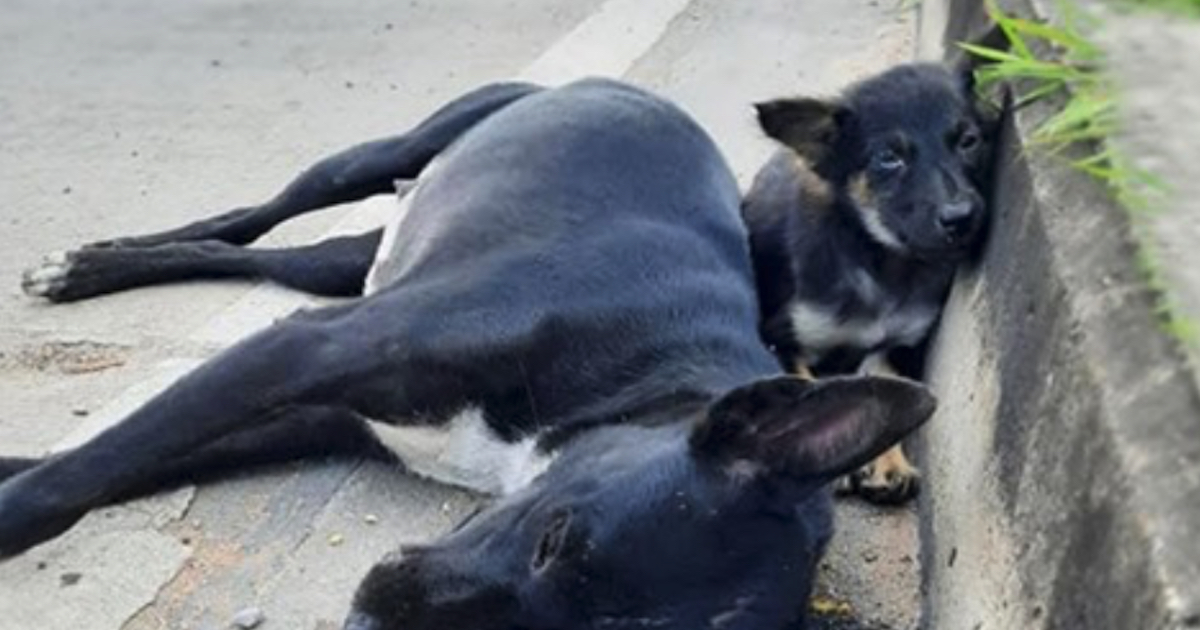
0;1;917;628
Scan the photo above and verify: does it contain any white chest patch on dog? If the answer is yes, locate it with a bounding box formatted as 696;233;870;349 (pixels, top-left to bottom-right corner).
788;301;937;360
366;408;554;496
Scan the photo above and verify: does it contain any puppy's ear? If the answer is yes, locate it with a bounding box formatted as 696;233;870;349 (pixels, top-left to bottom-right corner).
951;20;1010;99
754;98;852;165
691;376;935;481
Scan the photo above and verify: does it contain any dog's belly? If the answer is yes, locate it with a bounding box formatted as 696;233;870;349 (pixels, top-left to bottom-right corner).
366;408;554;496
788;301;937;360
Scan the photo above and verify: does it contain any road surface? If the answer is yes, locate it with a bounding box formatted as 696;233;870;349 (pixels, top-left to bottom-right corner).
0;1;917;628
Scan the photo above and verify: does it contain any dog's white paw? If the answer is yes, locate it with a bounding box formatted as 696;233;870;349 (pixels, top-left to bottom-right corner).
21;251;72;298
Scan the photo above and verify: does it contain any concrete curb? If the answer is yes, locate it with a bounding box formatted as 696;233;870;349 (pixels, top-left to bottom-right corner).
916;2;1200;628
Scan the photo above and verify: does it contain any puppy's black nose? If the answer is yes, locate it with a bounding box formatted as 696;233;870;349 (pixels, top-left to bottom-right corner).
343;612;381;630
938;201;975;238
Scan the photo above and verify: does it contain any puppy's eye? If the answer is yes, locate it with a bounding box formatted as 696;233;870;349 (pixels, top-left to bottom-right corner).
874;150;905;172
958;129;980;152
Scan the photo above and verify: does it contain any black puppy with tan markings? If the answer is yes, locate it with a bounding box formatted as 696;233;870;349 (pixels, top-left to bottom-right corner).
743;63;996;504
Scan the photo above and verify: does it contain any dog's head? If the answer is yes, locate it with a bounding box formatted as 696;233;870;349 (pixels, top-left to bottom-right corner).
755;63;996;260
343;376;934;630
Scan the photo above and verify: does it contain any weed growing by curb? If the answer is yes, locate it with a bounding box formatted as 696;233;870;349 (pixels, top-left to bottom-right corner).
961;0;1197;345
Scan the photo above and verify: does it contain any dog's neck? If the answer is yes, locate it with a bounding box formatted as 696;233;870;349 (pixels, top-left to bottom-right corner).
535;360;777;454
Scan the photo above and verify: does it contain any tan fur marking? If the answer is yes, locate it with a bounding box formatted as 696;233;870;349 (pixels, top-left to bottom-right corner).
785;117;836;164
793;157;834;213
848;172;874;209
846;173;905;252
793;361;815;381
862;444;918;484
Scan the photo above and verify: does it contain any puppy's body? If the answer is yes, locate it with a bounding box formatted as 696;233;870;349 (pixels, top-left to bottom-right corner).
744;64;994;502
745;151;952;374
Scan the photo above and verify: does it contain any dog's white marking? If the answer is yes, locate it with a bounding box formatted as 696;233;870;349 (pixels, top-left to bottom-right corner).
789;301;937;360
21;251;71;297
855;205;907;253
362;195;414;296
363;164;441;296
367;408;554;496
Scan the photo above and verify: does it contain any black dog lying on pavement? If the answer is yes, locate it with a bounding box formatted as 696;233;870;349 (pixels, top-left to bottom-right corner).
744;63;995;504
4;78;935;630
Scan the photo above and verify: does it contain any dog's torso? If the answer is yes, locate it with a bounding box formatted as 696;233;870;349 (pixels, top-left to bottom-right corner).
352;79;778;492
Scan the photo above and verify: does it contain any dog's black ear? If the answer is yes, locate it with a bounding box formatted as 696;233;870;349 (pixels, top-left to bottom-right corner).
690;376;935;481
951;20;1009;99
754;98;852;165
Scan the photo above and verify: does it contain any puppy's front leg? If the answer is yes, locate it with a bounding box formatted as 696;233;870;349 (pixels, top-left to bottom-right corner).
793;361;815;381
842;353;920;504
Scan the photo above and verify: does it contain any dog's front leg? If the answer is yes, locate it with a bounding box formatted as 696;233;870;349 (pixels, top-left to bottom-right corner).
0;302;411;558
841;353;921;504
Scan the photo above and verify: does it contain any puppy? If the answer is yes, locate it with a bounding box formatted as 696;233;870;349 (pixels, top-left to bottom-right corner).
743;63;995;504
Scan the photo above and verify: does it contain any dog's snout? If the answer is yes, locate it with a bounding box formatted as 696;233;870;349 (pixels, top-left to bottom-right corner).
937;200;975;237
343;611;382;630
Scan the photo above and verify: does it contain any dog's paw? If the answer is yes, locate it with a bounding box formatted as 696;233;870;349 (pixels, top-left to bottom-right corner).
848;453;920;505
21;251;74;301
0;480;86;561
0;458;40;484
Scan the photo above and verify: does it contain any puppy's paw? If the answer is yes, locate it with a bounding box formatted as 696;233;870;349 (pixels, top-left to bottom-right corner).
848;446;920;505
21;251;74;301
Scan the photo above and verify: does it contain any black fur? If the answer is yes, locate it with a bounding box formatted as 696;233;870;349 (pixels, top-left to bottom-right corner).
742;63;997;504
5;79;935;630
744;62;996;373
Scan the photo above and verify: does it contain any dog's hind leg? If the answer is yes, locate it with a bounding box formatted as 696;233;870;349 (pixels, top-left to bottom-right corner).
64;82;541;251
23;229;383;301
0;290;489;554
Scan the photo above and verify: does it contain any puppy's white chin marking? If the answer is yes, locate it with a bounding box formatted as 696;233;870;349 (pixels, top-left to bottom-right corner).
21;251;72;297
856;206;906;253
